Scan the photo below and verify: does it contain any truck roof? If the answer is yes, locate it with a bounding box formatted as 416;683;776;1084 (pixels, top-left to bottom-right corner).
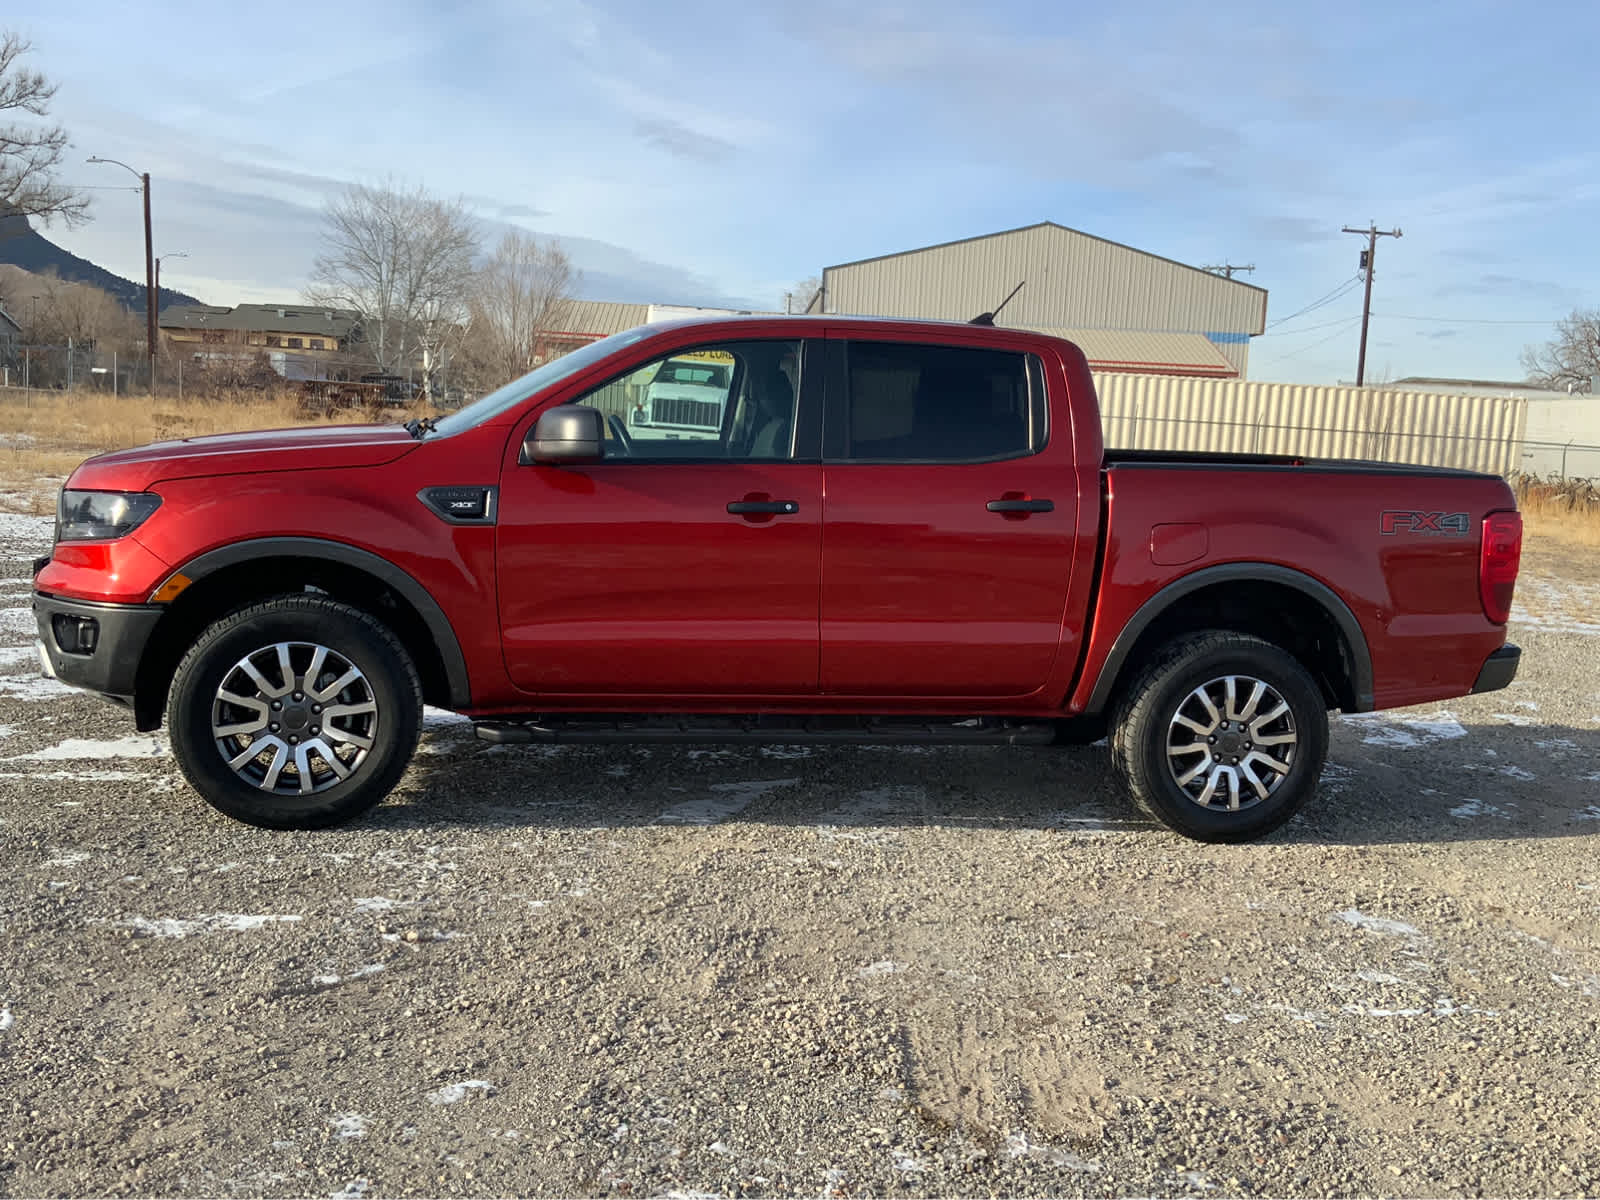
637;312;1082;349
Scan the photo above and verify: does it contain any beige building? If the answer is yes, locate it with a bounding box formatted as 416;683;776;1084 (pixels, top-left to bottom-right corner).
161;304;361;378
819;222;1268;378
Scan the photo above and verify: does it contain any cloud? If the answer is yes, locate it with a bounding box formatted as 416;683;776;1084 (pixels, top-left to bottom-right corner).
634;117;736;164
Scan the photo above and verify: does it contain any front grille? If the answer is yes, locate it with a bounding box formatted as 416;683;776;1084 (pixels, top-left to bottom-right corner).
650;395;721;429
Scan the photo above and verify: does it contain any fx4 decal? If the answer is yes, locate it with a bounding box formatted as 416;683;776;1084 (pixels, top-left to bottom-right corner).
1380;510;1471;536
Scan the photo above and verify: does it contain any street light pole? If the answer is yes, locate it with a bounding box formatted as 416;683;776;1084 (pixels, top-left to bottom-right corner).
155;251;188;307
88;157;157;394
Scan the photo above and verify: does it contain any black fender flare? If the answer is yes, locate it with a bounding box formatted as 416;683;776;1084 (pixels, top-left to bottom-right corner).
1083;562;1374;715
170;537;472;707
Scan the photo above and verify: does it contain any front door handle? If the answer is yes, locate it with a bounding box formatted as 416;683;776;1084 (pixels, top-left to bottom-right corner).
986;498;1054;514
727;500;800;515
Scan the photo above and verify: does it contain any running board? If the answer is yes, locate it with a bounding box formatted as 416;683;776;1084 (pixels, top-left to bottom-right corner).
473;714;1058;746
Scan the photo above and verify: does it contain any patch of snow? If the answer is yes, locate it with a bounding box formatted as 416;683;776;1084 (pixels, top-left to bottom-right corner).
656;778;797;826
1450;799;1516;820
1005;1132;1101;1171
822;785;928;825
890;1150;926;1174
426;1079;496;1105
1574;807;1600;821
0;607;37;636
1356;970;1408;985
109;913;303;938
0;768;149;783
0;1008;12;1032
42;851;89;868
351;897;417;913
423;707;471;729
8;735;167;761
1334;909;1421;937
1550;973;1600;998
329;1113;368;1140
759;745;812;759
312;964;385;987
1222;1013;1248;1024
0;673;79;702
329;1180;370;1200
1266;1003;1329;1026
856;960;904;978
1342;711;1468;748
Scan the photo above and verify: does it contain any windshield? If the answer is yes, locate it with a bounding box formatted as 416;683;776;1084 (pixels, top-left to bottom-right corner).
429;326;655;436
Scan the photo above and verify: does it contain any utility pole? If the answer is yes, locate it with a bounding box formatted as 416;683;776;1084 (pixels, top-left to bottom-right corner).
1342;222;1402;386
1200;264;1255;280
88;157;158;394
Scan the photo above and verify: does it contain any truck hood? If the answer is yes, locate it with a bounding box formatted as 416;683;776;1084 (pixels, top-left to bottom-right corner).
66;423;420;491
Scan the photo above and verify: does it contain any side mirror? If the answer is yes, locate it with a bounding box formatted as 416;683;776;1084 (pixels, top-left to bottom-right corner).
522;406;604;465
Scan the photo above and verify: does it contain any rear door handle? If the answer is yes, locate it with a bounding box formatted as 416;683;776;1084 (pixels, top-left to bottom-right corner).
727;500;800;515
986;498;1054;513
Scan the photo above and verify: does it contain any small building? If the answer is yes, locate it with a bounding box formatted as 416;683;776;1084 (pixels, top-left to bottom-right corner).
818;222;1268;378
0;303;19;349
161;304;361;378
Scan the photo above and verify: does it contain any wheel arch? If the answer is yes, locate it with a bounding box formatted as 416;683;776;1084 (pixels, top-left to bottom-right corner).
133;537;471;730
1083;563;1374;718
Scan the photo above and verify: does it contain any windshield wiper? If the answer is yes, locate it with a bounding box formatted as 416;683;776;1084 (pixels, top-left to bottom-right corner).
404;416;437;440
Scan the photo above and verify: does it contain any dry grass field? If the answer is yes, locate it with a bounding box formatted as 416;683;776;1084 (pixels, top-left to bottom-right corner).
0;386;435;514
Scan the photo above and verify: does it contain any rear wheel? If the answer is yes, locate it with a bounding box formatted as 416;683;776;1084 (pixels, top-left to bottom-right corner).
167;595;422;829
1111;632;1329;842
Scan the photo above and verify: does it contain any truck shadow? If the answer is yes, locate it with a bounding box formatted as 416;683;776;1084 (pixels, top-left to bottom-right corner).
375;716;1600;847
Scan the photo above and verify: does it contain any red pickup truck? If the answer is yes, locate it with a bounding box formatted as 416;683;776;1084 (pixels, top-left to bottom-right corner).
32;316;1523;841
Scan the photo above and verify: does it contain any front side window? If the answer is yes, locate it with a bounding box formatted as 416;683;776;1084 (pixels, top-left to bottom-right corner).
839;342;1041;462
571;340;803;460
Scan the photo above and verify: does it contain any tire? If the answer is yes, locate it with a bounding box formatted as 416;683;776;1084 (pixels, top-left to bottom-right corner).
166;595;423;829
1110;631;1329;843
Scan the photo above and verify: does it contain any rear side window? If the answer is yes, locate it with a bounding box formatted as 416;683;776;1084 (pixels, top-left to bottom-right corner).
837;341;1043;462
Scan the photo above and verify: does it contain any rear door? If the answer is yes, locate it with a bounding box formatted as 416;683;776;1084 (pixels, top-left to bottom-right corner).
819;336;1078;697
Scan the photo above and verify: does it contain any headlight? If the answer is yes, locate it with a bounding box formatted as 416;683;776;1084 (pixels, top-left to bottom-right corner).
56;490;162;542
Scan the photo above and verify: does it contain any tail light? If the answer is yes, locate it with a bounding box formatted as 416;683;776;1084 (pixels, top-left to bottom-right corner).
1479;510;1522;625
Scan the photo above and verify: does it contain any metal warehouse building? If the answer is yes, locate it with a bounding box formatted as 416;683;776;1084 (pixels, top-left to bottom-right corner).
819;222;1268;379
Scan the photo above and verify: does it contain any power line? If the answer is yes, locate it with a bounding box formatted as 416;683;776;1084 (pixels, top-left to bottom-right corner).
1266;276;1364;328
1256;313;1366;338
1256;317;1364;362
1373;313;1558;326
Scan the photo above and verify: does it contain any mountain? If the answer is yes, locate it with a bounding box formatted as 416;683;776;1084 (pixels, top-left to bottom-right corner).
0;210;202;313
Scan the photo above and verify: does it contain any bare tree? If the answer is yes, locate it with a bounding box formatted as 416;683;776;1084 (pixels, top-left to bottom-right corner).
0;33;88;226
305;181;479;400
23;269;137;350
1521;309;1600;393
461;231;576;385
784;275;821;314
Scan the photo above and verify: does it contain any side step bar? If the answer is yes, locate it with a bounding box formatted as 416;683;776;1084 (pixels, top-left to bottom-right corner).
474;714;1059;746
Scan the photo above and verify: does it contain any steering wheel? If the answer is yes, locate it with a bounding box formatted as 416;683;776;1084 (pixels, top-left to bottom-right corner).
605;413;634;456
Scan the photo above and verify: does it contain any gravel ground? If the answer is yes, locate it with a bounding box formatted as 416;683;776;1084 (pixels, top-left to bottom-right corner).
2;510;1599;1199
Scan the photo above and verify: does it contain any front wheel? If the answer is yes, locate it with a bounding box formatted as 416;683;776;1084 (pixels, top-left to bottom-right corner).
167;595;423;829
1111;632;1329;842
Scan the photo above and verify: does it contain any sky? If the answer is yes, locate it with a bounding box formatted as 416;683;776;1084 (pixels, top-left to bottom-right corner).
6;0;1598;385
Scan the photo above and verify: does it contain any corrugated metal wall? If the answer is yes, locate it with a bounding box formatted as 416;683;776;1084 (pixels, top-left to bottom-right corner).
824;224;1268;341
1093;374;1528;475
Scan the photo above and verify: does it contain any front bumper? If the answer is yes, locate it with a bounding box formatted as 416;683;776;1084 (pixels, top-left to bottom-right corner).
32;591;164;702
1470;643;1521;695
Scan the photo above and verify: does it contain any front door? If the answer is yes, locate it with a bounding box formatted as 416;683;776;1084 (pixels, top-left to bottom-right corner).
820;337;1078;697
497;338;822;696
